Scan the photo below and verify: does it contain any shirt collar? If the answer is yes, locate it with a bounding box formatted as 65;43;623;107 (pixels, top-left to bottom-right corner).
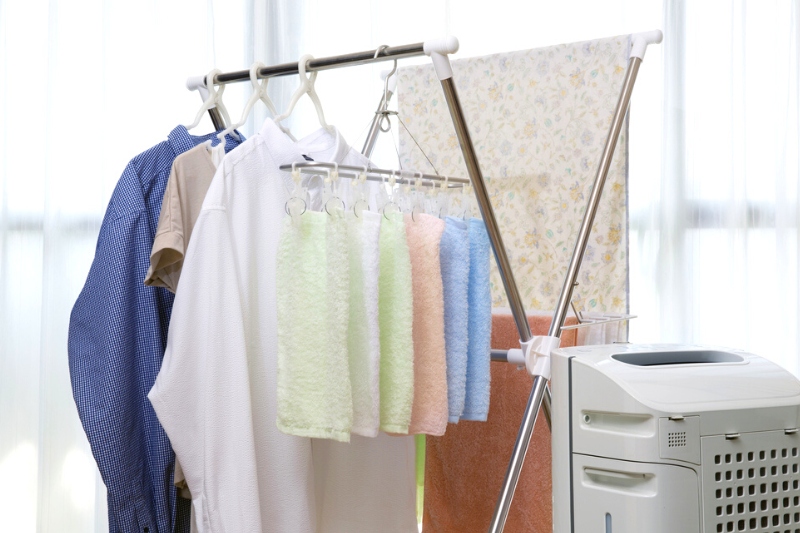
168;125;242;157
258;119;350;164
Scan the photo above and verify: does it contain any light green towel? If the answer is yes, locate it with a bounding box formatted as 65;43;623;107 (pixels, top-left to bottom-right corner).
378;214;415;433
346;210;382;437
276;212;353;442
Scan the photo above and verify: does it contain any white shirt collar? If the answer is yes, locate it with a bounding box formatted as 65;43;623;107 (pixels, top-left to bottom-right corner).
258;119;350;164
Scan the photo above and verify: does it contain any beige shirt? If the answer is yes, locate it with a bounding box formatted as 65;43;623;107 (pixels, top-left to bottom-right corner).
146;142;225;511
145;142;225;292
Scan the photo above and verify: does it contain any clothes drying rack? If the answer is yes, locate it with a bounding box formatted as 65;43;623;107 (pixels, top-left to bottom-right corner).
187;31;663;533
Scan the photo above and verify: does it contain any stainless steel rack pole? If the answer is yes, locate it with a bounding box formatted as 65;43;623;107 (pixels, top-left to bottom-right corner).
189;32;661;532
484;31;660;531
211;44;423;84
426;31;661;533
486;55;642;532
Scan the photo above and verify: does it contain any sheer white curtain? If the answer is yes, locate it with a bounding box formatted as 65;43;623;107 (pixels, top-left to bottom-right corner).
20;0;788;529
0;1;279;530
629;0;800;376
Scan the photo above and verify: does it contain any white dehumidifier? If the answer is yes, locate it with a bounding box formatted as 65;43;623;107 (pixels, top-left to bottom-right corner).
551;343;800;532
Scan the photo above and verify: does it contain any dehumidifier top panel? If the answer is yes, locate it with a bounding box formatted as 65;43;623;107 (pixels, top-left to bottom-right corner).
556;343;800;412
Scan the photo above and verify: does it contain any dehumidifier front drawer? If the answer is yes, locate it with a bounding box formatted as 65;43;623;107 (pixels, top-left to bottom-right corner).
572;453;700;532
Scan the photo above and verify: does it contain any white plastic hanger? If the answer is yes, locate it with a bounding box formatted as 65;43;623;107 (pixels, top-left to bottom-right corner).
216;62;294;143
185;69;238;140
273;54;333;135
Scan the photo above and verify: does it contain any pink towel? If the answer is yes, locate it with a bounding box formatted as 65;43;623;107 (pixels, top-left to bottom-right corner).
404;213;448;436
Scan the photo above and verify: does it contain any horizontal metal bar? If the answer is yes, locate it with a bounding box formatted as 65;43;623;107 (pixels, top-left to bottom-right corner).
491;349;511;362
211;43;425;85
277;162;469;186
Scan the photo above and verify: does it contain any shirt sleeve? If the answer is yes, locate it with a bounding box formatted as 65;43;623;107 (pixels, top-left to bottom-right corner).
68;205;162;531
144;164;183;293
148;207;262;533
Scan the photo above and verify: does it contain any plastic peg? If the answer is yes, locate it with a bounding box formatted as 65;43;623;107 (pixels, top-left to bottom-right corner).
630;30;663;60
423;36;460;81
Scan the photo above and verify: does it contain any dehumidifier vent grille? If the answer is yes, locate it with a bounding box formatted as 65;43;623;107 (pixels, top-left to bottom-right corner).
703;430;800;533
669;431;687;447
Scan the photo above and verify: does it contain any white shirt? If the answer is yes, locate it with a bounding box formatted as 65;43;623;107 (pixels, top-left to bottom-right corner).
149;119;415;532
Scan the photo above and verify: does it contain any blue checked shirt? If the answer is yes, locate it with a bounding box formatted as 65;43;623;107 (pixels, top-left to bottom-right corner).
68;126;242;533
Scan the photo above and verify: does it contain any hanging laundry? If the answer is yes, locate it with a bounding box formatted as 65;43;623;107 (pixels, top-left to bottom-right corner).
405;212;448;436
144;140;229;508
149;120;353;532
311;202;418;533
439;216;471;423
397;35;631;315
145;141;226;292
312;434;417;533
68;127;242;533
346;210;383;437
377;213;415;434
423;312;579;533
276;211;353;442
149;119;416;533
462;218;492;421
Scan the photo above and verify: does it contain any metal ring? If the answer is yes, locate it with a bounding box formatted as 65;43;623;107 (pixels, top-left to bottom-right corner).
382;201;401;221
325;196;345;216
285;197;307;216
379;113;392;132
352;199;369;218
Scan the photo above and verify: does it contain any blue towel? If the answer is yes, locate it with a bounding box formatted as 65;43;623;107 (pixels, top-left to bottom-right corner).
440;217;471;423
461;218;492;421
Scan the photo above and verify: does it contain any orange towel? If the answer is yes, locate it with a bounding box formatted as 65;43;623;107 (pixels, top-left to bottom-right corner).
422;312;578;532
405;213;449;436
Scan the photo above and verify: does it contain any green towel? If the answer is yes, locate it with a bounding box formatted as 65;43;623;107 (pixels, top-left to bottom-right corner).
378;214;415;433
276;212;353;442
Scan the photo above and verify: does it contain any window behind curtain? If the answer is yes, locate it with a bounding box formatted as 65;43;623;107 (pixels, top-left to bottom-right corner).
629;0;800;377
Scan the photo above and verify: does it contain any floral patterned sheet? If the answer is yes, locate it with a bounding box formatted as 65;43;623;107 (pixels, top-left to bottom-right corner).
397;35;630;314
